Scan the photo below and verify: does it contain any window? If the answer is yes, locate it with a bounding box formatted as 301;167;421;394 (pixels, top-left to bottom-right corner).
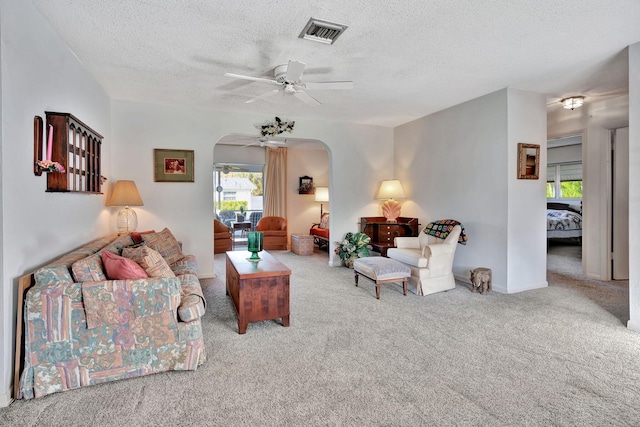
547;163;582;199
214;163;264;215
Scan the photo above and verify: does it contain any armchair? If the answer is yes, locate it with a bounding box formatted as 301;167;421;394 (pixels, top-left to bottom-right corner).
214;219;232;253
218;210;236;227
256;216;288;250
310;213;330;251
386;225;461;296
248;211;263;231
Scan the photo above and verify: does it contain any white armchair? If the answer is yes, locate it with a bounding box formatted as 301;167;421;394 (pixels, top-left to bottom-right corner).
386;225;462;296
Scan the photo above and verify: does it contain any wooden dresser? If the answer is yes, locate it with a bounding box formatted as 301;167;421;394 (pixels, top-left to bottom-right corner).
360;216;419;256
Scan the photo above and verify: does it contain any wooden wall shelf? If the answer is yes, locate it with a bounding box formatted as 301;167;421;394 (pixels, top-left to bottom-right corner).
44;112;103;194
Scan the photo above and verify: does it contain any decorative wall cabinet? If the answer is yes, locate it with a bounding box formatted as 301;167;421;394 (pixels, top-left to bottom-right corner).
45;112;103;193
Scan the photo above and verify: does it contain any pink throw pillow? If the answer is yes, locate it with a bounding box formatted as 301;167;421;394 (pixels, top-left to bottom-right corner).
102;250;149;280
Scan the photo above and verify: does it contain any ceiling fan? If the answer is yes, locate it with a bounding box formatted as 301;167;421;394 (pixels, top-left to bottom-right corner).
214;164;249;174
224;60;354;106
243;137;288;148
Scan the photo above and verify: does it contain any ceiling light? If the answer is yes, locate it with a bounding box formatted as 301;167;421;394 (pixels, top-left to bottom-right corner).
561;96;585;110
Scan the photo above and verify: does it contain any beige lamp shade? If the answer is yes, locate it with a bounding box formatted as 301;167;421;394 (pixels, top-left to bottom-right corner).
376;180;405;200
377;180;405;222
107;180;144;207
107;180;144;233
315;186;329;202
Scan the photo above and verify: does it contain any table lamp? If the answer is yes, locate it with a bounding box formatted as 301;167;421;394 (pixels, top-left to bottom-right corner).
376;179;405;222
315;186;329;218
107;180;144;233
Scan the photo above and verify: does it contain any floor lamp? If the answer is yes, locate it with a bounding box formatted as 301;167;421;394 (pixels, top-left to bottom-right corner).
315;187;329;219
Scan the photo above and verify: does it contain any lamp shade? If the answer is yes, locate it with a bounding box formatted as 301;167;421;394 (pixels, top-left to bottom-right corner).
315;186;329;202
107;180;144;207
376;180;405;200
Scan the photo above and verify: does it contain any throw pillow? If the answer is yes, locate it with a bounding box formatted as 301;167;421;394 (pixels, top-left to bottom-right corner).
101;250;149;280
130;229;156;244
142;228;184;265
122;246;175;278
71;253;107;282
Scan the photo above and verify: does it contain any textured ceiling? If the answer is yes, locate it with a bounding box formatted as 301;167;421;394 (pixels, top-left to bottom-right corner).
33;0;640;127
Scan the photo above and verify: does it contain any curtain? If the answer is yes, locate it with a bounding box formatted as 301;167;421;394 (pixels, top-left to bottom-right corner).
264;147;287;217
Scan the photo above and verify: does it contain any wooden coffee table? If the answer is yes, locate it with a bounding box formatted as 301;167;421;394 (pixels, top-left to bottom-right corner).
225;250;292;334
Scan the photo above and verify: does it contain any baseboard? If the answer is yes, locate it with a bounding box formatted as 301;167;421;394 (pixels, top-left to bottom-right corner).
627;320;640;333
506;280;548;294
0;385;14;408
198;273;216;279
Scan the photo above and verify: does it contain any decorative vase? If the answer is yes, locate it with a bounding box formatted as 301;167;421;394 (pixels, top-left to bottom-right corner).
344;255;358;269
247;231;263;261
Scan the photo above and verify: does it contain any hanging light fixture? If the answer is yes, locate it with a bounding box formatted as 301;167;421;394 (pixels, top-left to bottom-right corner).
561;96;585;110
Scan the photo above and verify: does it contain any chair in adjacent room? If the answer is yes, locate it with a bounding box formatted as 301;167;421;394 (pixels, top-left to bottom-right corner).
256;216;288;250
248;211;263;231
214;219;233;253
310;212;330;251
218;210;236;227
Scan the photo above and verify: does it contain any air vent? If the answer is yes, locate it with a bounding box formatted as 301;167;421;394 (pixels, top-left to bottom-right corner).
299;18;348;45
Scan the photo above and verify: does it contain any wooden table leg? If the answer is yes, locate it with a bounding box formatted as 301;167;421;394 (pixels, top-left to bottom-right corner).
376;282;381;299
403;278;407;296
354;271;359;286
282;315;290;327
238;320;248;334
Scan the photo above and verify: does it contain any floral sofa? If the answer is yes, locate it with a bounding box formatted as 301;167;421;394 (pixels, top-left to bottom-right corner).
18;229;206;399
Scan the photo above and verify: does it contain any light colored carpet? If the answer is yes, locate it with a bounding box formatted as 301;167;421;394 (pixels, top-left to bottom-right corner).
2;248;638;426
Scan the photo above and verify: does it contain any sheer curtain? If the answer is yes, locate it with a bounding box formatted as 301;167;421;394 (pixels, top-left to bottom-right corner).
263;147;287;217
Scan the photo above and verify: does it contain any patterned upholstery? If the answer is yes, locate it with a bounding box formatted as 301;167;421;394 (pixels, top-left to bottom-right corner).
142;228;184;265
19;233;206;400
71;253;107;282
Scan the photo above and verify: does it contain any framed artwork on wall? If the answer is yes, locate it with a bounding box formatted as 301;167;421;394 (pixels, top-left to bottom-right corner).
517;143;540;180
154;149;194;182
298;175;314;194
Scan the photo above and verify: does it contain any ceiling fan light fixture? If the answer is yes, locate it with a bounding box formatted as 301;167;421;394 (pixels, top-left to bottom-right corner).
561;96;585;110
299;18;348;44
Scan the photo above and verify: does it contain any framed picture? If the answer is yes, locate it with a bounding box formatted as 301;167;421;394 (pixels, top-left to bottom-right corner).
298;175;314;194
154;149;194;182
517;143;540;180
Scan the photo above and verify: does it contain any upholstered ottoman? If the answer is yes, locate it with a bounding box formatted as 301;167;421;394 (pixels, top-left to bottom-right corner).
353;257;411;299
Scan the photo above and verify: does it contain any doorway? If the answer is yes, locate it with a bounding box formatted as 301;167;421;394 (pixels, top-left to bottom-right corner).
546;135;584;274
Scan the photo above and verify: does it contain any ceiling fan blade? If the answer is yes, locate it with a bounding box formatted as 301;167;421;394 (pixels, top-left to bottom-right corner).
294;90;321;107
286;60;306;83
224;73;280;85
266;140;287;146
245;89;280;104
304;81;354;90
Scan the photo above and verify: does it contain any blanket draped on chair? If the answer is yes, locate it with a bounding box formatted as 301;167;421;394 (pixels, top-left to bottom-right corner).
423;219;468;244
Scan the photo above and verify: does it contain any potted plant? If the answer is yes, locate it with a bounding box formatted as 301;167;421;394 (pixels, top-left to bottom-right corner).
335;232;372;268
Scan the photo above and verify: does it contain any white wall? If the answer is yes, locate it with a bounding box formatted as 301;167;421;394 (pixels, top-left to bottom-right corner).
111;100;394;274
287;146;330;239
0;0;111;405
628;41;640;332
395;88;547;293
506;89;548;292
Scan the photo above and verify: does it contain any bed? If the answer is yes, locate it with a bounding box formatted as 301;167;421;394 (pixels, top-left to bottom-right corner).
547;202;582;240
